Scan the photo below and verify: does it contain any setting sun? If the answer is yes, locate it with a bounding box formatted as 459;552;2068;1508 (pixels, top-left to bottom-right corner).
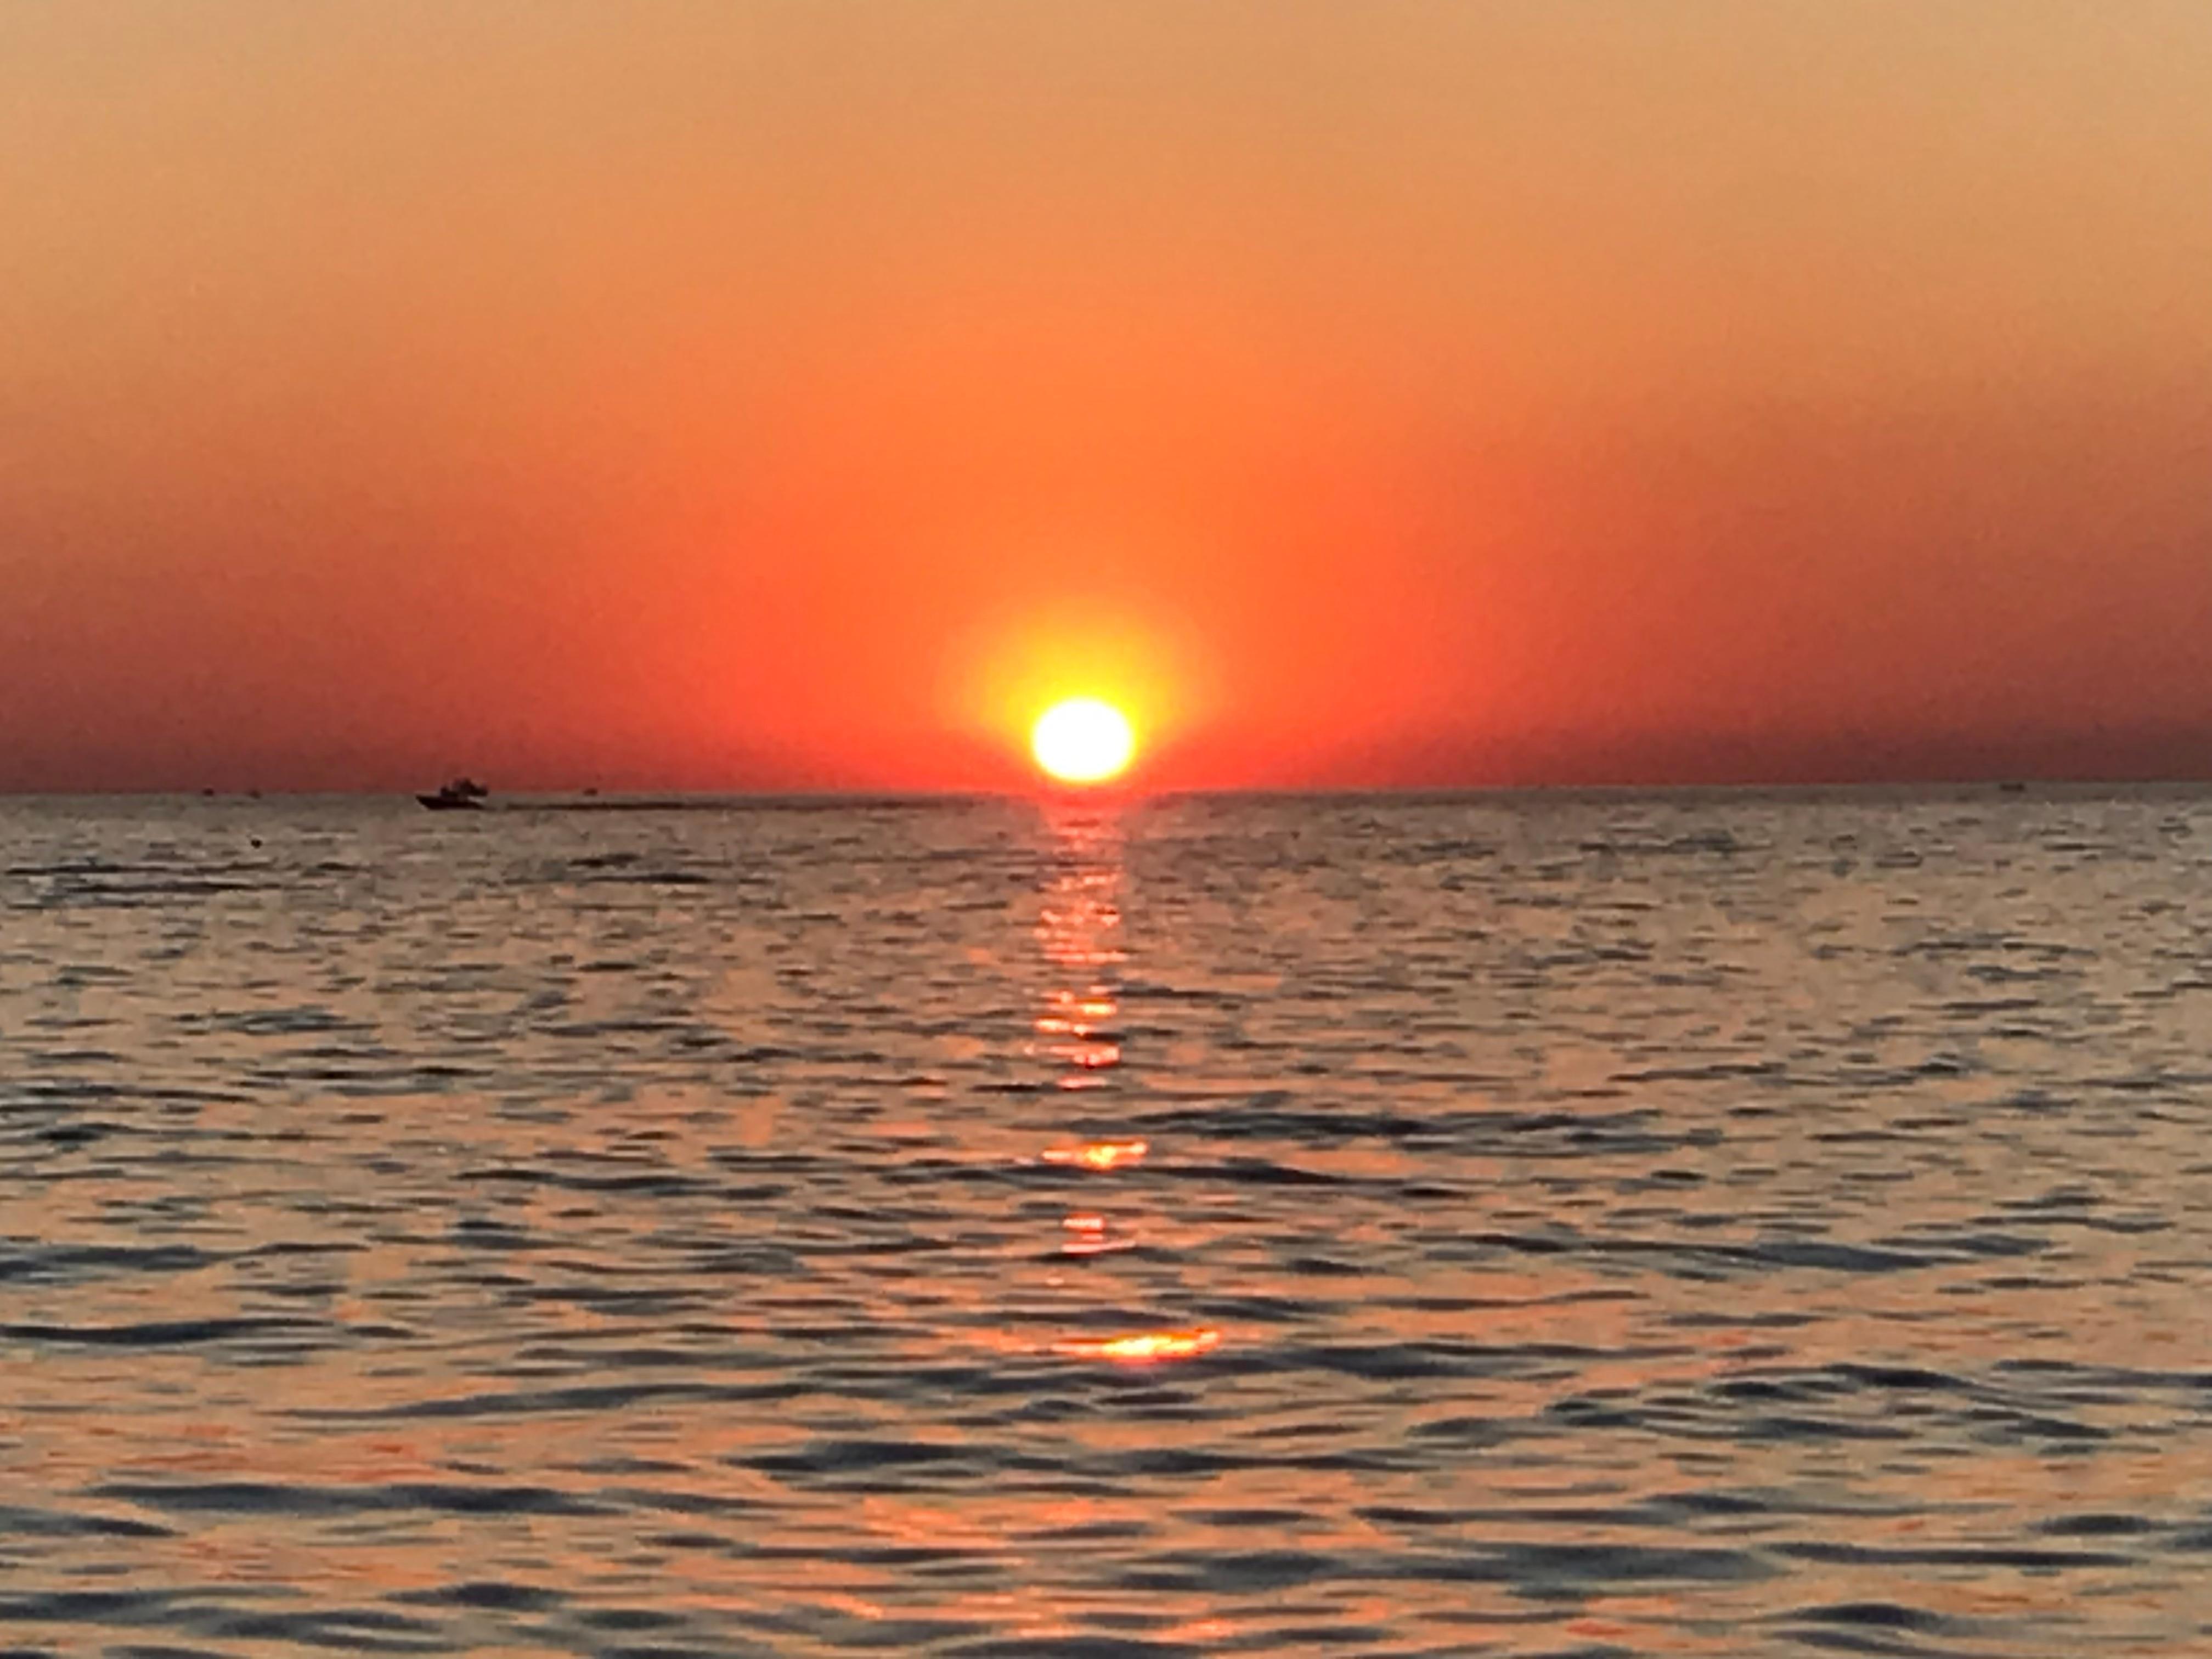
1031;698;1136;786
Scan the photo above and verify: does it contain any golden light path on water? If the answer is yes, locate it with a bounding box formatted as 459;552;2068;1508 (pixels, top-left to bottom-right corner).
1029;801;1220;1365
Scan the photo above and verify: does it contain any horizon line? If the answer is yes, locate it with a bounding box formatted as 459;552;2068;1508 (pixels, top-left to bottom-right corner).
8;772;2212;806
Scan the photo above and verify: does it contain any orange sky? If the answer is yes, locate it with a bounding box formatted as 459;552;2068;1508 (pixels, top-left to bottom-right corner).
4;2;2211;792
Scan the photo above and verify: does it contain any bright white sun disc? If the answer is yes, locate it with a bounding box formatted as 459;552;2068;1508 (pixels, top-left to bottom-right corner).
1031;698;1135;785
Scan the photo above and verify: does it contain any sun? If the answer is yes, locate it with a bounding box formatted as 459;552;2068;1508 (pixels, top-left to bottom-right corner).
1031;698;1136;786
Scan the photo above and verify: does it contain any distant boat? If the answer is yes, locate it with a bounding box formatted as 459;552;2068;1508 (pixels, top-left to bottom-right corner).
417;777;490;811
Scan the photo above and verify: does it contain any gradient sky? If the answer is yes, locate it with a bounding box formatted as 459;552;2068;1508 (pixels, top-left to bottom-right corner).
5;2;2211;792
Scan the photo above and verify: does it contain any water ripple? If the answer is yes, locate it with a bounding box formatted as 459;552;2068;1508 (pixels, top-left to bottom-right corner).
5;788;2212;1654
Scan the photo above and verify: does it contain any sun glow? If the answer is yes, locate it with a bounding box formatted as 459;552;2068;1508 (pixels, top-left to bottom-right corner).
1031;698;1136;786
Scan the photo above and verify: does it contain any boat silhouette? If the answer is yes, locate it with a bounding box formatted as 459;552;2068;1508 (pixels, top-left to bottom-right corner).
417;777;490;811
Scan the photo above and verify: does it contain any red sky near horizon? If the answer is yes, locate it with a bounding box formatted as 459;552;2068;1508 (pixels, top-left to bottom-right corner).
5;3;2211;793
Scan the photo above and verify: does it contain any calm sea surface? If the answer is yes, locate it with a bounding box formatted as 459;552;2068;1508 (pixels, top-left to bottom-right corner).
7;788;2212;1657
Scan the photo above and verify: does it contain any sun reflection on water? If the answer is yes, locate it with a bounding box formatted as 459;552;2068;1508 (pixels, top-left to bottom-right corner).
1031;822;1126;1088
1053;1327;1224;1364
1025;803;1225;1364
1040;1137;1147;1170
1059;1211;1135;1256
1030;804;1128;1100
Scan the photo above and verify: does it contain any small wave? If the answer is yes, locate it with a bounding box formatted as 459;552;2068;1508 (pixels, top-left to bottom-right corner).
1;1316;328;1348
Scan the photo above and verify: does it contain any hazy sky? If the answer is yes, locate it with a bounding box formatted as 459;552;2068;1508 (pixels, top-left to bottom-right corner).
5;2;2210;791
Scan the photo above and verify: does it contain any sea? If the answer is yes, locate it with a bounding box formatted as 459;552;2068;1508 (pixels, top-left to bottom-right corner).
5;787;2212;1657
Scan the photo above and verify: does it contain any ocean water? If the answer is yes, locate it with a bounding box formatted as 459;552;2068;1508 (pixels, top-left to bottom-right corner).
6;787;2212;1657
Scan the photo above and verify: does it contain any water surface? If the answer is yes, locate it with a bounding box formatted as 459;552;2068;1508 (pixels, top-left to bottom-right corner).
6;788;2212;1655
